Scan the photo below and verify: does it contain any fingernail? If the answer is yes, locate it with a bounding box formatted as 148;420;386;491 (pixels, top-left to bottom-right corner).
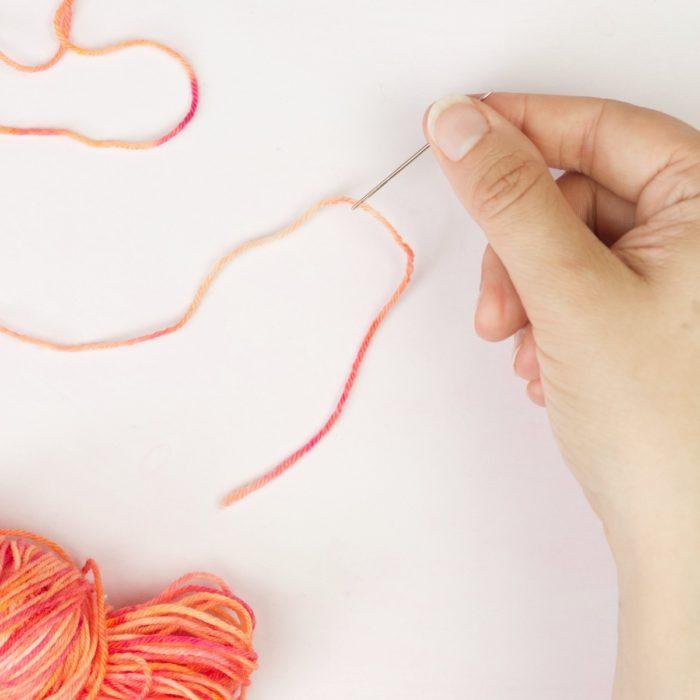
427;94;489;162
512;328;525;371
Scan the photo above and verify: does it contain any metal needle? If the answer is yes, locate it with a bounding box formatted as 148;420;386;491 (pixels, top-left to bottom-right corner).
352;91;493;210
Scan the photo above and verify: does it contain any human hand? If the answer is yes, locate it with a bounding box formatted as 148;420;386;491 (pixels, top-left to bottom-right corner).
424;93;700;697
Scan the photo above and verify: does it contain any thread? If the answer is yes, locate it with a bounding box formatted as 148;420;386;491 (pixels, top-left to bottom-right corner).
0;0;414;506
0;0;198;149
0;529;257;699
0;196;413;504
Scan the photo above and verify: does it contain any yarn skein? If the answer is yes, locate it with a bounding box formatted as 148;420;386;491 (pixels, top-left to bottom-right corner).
0;1;415;505
0;529;257;699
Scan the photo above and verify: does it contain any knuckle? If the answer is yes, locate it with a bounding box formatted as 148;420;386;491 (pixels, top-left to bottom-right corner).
471;151;547;220
643;153;700;216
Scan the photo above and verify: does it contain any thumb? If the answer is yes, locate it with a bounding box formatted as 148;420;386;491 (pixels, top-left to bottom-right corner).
425;94;618;317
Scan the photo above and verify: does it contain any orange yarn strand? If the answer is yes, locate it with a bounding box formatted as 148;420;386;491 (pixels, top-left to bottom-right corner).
220;199;414;505
0;196;414;505
0;2;414;505
0;0;199;149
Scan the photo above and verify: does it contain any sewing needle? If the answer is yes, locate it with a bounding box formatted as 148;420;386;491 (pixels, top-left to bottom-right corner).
352;91;493;210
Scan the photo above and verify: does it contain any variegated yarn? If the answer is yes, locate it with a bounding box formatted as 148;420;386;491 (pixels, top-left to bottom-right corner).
0;2;414;697
0;530;256;699
0;0;414;506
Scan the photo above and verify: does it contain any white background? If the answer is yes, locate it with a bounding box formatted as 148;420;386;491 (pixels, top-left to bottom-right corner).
1;1;698;697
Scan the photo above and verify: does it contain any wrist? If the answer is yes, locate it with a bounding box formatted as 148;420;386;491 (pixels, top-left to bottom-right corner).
613;556;700;698
604;502;700;698
602;488;700;564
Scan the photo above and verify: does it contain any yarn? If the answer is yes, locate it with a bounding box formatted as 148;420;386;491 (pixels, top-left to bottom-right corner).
0;0;198;149
0;3;415;697
0;194;413;504
0;0;415;505
0;529;257;698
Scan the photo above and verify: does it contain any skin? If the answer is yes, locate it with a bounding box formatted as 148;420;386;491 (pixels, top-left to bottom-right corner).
423;93;700;698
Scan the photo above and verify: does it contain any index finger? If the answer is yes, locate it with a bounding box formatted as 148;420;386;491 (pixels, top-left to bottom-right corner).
485;93;700;202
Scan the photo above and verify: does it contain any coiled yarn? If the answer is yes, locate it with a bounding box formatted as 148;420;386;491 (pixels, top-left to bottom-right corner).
0;530;256;699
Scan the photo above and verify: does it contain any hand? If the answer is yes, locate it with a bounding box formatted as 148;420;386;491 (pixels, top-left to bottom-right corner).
424;93;700;698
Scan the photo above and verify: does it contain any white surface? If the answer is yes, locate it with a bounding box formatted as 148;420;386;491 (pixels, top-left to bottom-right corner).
0;1;698;697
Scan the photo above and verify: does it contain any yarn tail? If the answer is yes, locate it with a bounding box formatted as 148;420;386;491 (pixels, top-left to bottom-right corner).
222;199;414;506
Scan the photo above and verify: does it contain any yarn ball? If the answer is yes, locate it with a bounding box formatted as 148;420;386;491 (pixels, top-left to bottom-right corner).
0;530;257;699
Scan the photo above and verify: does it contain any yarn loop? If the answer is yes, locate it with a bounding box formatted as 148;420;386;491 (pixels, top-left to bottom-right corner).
0;0;199;148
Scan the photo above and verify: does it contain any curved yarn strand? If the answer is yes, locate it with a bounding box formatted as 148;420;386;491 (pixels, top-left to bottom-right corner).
221;199;414;505
0;0;199;149
0;197;414;505
0;1;415;506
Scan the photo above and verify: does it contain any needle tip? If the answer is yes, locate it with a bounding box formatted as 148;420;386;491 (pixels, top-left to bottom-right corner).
352;91;494;208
